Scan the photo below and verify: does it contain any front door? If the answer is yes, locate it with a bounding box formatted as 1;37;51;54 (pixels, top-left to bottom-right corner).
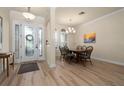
14;22;44;62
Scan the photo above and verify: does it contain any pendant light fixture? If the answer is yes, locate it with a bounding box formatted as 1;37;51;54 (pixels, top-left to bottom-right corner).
22;7;35;20
66;18;76;34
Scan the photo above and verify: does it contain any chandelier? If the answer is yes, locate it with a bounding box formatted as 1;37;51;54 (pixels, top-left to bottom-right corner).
22;7;35;20
66;26;76;34
66;19;76;34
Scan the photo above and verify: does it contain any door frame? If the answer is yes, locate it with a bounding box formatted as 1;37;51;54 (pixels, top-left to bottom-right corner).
12;20;45;63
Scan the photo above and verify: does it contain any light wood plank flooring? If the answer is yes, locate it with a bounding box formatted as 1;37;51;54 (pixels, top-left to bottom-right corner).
0;59;124;86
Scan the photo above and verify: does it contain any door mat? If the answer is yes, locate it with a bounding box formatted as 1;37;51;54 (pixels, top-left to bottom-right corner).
18;62;39;74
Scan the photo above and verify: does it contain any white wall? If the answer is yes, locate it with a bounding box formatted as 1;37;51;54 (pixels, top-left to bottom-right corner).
67;34;75;49
0;8;10;52
75;8;124;65
0;8;10;74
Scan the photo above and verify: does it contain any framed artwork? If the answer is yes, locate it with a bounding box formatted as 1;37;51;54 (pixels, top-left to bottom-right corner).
84;32;96;43
0;16;3;49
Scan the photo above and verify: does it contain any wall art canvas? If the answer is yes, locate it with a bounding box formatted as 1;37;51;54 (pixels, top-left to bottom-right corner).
84;32;96;43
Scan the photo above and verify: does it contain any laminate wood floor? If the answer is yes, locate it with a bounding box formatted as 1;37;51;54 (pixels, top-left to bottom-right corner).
0;59;124;86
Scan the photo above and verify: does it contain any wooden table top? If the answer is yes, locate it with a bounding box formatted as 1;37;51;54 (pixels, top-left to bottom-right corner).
0;52;12;55
69;49;86;52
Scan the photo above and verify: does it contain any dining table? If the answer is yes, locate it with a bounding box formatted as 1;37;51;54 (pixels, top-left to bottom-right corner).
69;49;86;63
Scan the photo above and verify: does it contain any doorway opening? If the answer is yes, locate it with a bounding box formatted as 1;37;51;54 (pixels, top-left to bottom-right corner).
13;21;45;63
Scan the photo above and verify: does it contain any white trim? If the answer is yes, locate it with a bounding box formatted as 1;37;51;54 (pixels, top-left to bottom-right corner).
49;64;56;68
82;8;124;26
92;57;124;66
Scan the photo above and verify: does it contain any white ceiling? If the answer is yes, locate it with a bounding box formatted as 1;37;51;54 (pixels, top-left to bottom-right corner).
5;7;123;26
7;7;50;19
56;7;123;26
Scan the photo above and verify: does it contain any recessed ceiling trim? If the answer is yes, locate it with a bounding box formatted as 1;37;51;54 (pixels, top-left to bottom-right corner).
83;8;124;26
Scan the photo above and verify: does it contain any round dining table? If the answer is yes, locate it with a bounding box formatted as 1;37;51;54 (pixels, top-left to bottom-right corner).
69;49;86;62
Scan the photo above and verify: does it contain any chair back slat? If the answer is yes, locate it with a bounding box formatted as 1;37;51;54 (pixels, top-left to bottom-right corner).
76;45;82;50
59;46;70;55
59;46;62;54
81;45;86;50
86;46;93;58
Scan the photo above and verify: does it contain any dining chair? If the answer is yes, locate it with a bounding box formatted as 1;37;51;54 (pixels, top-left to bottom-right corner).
64;46;76;63
59;46;66;60
78;45;87;61
64;45;69;50
80;46;93;66
76;45;82;50
81;45;87;50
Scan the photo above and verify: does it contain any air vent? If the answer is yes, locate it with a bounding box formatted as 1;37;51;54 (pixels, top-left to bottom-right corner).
78;11;85;15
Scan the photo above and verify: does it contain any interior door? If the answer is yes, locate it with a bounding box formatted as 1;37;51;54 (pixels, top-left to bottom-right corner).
13;21;45;63
21;25;37;62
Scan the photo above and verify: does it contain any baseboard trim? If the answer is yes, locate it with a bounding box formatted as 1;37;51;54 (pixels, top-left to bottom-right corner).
49;64;56;68
92;57;124;66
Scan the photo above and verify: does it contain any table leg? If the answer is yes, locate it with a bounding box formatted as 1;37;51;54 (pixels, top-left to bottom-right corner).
13;54;14;69
83;60;86;67
77;53;80;62
3;58;5;71
6;57;9;77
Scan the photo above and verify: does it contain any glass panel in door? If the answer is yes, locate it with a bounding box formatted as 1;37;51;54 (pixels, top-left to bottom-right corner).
15;24;20;59
24;26;35;57
38;28;42;57
21;25;37;62
21;25;44;62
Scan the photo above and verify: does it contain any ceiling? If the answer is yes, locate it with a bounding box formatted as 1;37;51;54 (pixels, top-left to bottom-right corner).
56;7;123;26
7;7;50;19
5;7;123;26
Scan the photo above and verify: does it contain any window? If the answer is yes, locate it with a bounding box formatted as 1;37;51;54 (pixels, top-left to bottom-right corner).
38;28;42;56
55;31;59;49
15;24;20;59
0;16;3;49
60;32;67;47
55;31;67;49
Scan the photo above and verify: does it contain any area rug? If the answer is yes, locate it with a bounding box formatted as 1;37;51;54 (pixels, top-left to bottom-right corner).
18;62;39;74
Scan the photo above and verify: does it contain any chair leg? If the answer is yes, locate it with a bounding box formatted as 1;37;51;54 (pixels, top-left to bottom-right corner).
89;59;93;65
69;57;72;64
60;55;62;60
3;58;5;72
82;59;86;67
63;55;65;59
60;55;64;61
63;55;66;62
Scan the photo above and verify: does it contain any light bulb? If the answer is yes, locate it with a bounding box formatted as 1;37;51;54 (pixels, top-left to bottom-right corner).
73;30;76;33
68;27;71;30
71;27;74;30
69;29;72;33
66;30;69;34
